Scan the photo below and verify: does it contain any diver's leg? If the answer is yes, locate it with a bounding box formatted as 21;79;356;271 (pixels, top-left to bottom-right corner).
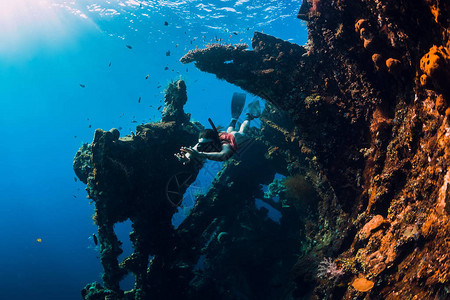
238;119;250;134
238;112;259;134
227;118;238;133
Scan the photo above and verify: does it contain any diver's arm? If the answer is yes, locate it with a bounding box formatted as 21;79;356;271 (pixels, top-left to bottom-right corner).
181;144;233;162
175;143;201;164
184;143;199;161
198;144;233;161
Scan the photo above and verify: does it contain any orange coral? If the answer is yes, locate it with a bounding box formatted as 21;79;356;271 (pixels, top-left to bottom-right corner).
352;276;374;292
386;58;401;74
363;38;374;51
421;212;438;237
370;107;393;136
360;215;389;239
311;0;320;14
428;1;440;24
355;19;368;33
420;74;430;87
372;54;384;71
435;94;447;114
420;45;450;77
419;45;450;90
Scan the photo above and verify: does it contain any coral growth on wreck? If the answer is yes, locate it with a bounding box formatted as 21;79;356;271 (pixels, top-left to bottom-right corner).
176;0;450;299
74;0;450;299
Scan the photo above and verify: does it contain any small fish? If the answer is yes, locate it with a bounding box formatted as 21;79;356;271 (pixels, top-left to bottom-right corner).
157;106;162;110
73;195;77;198
36;238;42;243
92;234;98;245
74;177;77;182
138;97;141;103
164;66;169;70
157;85;161;88
80;84;85;88
145;74;149;79
131;120;137;123
233;32;238;35
74;136;77;138
166;50;170;56
126;45;133;49
164;21;169;26
88;125;92;128
108;61;112;67
118;127;123;130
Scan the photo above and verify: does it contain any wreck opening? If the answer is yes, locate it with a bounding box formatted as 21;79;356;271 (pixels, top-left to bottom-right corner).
75;76;313;299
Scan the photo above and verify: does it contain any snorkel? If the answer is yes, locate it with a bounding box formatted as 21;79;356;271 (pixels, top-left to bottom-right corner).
196;118;221;152
208;118;219;136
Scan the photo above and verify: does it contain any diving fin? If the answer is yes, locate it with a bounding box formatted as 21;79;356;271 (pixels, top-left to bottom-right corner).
231;92;246;119
247;100;261;118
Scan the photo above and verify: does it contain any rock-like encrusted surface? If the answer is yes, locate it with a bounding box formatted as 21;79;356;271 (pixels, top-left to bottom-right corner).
75;80;204;299
75;1;450;299
179;0;450;299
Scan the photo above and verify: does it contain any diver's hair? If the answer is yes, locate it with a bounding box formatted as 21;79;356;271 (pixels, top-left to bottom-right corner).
198;129;221;152
199;129;220;142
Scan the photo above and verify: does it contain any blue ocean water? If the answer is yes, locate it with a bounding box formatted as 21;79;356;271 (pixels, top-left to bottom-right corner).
0;1;307;299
